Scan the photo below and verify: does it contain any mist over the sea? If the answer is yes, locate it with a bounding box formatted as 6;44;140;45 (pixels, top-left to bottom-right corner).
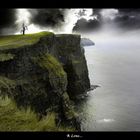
77;28;140;131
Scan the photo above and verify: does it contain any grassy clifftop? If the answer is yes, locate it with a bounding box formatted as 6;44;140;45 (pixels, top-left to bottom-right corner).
0;32;53;50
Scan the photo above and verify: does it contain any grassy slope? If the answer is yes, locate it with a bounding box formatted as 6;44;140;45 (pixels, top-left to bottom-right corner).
0;96;75;131
0;32;53;50
36;53;66;78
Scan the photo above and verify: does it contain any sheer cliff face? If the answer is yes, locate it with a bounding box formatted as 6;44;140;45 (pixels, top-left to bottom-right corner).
0;32;90;122
53;34;90;99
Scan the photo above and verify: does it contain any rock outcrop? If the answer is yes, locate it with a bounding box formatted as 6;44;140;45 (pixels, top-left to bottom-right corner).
81;38;95;47
0;32;90;130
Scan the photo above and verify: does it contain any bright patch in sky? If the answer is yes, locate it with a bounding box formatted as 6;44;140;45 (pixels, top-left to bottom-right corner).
100;9;119;20
15;9;52;34
16;9;31;25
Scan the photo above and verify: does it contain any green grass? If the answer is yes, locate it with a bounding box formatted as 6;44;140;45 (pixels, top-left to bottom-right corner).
33;53;67;90
34;53;66;78
0;96;75;131
0;53;15;61
0;32;53;50
0;76;16;97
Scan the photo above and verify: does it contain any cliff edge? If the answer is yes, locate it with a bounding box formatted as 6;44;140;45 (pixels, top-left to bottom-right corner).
0;32;90;130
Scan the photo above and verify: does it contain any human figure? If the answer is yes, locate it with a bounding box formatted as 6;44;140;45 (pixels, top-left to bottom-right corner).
21;23;28;35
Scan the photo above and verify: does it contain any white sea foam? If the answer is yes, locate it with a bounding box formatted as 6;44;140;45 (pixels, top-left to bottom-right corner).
97;119;115;123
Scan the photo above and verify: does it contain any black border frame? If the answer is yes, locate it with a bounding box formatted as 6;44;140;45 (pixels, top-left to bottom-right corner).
1;0;140;139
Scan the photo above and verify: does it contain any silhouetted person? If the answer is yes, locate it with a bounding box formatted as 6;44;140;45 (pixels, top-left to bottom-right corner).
21;23;28;35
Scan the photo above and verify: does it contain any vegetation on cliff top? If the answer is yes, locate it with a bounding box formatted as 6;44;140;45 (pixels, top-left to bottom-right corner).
0;32;53;50
0;96;75;131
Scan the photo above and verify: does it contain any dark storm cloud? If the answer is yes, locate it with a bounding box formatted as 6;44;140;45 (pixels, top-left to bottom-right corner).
72;18;101;33
114;15;140;29
28;9;65;28
92;9;102;18
118;9;140;14
113;9;140;30
0;9;16;32
73;9;140;33
72;9;102;33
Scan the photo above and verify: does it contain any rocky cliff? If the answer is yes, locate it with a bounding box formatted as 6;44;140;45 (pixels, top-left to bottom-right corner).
0;32;90;130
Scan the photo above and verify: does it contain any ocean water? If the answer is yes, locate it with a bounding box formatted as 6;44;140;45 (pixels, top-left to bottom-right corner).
78;37;140;131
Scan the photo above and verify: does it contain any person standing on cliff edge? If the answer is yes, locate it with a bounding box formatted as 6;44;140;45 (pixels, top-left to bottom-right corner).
21;23;28;35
